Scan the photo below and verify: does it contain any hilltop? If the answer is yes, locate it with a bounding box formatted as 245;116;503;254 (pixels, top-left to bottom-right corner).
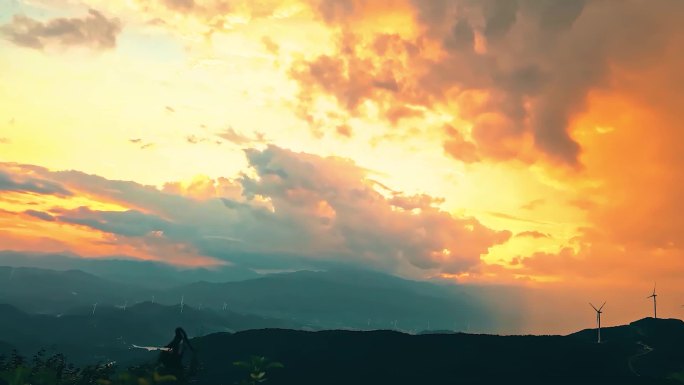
570;317;684;378
187;318;684;385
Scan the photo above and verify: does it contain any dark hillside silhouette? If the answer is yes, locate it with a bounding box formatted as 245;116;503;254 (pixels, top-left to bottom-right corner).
189;321;684;385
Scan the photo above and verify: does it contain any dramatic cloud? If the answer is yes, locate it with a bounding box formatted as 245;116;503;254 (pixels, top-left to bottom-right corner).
0;147;509;277
294;0;684;166
0;9;122;50
235;146;510;273
289;33;418;131
3;0;684;333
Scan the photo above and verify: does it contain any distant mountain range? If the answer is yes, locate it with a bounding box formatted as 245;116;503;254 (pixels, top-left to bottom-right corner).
0;302;299;366
0;266;139;313
158;268;496;332
0;265;511;332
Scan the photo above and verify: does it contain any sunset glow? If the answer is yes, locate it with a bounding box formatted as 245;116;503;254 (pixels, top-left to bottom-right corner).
2;0;683;333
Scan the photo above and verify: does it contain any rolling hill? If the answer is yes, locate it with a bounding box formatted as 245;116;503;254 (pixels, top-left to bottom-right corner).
190;319;684;385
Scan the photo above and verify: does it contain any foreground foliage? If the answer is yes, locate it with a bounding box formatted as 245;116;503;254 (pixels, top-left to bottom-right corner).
0;351;177;385
233;356;284;385
0;350;285;385
0;350;114;385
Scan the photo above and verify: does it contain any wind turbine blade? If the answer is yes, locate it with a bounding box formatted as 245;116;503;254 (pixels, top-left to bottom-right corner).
589;303;598;311
598;302;606;311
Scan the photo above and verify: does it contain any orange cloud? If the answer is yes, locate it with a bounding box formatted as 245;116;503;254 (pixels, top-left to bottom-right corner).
498;29;684;284
286;0;684;169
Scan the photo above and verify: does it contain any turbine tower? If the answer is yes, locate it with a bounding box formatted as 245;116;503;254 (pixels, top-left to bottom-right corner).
589;302;606;343
92;302;98;316
647;284;658;319
180;295;185;313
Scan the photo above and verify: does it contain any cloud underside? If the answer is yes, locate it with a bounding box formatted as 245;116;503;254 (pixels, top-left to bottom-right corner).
0;147;509;277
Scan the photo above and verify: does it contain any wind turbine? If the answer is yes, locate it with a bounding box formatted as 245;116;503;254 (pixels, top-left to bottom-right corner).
647;284;658;319
222;302;227;311
180;296;185;313
589;302;606;343
122;300;128;311
92;302;98;316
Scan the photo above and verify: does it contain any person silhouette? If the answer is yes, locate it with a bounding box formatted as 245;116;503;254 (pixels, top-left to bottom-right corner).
158;327;196;382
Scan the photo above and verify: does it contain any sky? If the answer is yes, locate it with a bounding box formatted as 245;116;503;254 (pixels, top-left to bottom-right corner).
1;0;684;333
